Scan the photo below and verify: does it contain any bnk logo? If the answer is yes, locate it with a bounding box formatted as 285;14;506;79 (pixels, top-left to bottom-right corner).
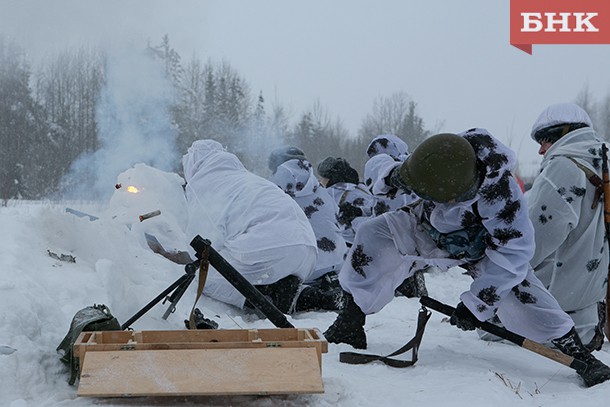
521;12;599;32
510;0;610;54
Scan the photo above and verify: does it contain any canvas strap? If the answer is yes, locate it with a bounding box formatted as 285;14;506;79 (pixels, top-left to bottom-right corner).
188;246;210;329
339;306;431;368
566;156;603;209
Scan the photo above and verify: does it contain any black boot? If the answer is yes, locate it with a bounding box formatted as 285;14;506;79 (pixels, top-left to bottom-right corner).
294;285;344;312
395;269;428;298
245;275;302;314
323;292;367;349
552;327;610;387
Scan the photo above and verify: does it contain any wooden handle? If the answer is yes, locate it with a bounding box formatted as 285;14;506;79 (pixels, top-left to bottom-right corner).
419;296;587;372
601;144;610;340
602;144;610;223
522;339;585;372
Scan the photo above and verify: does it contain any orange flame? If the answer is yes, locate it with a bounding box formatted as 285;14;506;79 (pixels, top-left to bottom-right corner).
127;186;139;193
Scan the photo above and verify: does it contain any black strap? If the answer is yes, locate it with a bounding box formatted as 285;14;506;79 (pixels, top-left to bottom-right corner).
339;306;432;368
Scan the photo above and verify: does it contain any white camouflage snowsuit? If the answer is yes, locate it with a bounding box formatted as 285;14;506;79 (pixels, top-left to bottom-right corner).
364;137;420;214
339;128;574;343
325;182;376;245
269;158;348;281
182;140;317;308
527;127;608;344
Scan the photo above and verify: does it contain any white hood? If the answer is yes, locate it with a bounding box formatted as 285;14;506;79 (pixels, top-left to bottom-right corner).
366;134;409;161
540;127;602;172
181;139;316;255
182;139;242;183
269;159;319;198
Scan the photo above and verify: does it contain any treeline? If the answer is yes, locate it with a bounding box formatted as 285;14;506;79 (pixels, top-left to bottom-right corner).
0;35;430;202
4;34;607;203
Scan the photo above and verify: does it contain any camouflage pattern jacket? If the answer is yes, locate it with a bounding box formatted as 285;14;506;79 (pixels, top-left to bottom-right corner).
269;158;348;280
527;127;608;312
422;128;536;321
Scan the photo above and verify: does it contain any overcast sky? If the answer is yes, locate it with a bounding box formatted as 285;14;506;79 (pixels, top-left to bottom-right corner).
2;0;610;175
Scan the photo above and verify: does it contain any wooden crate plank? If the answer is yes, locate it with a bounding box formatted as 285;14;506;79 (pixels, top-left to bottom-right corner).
98;331;132;343
74;329;326;346
73;332;92;365
311;329;328;353
77;348;323;397
76;339;324;351
256;328;299;341
74;329;327;355
140;329;252;343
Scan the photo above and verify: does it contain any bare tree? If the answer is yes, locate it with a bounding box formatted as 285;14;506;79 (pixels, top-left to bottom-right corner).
358;91;430;151
575;84;595;118
172;55;206;154
575;84;610;141
0;37;47;201
290;100;348;172
598;92;610;141
33;45;105;194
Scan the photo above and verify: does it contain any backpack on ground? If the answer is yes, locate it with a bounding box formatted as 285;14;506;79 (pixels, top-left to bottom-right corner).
56;304;121;385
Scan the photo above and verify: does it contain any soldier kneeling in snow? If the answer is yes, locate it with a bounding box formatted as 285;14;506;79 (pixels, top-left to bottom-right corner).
267;146;349;312
324;130;610;387
178;140;318;315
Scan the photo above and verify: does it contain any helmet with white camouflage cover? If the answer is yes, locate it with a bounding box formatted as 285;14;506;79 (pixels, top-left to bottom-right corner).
398;133;480;203
268;145;307;173
530;103;592;144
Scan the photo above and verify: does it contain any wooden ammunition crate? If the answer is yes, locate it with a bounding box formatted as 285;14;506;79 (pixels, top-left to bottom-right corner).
74;328;328;397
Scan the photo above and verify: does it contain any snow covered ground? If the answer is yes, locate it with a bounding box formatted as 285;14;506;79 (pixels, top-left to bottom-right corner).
2;167;610;406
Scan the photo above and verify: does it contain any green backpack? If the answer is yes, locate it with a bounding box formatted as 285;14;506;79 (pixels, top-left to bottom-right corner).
56;304;121;385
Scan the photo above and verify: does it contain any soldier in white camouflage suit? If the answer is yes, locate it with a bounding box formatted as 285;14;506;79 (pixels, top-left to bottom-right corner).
317;157;376;246
181;140;317;315
324;130;610;387
268;146;348;312
364;134;419;215
527;103;608;351
363;134;428;298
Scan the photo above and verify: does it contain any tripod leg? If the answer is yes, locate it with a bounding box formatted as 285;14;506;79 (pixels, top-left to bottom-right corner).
121;272;194;330
162;273;196;320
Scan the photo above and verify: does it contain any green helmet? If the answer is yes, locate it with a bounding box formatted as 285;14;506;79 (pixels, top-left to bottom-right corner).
399;133;480;203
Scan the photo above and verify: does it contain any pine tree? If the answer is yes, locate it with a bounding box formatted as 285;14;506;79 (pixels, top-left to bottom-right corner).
147;34;184;89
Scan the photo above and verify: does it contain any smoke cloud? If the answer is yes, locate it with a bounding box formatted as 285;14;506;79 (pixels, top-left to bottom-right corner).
60;45;180;201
